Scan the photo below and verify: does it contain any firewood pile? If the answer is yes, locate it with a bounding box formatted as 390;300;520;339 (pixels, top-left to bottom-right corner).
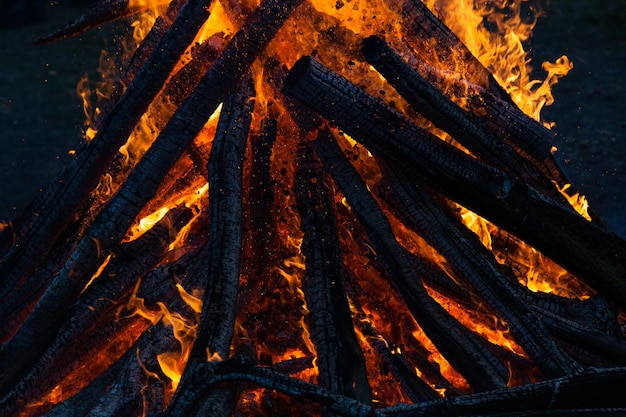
1;0;626;415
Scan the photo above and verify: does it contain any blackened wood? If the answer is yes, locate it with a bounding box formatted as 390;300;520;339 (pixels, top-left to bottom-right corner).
378;161;580;377
163;37;227;107
191;387;242;417
270;356;315;375
311;127;508;392
0;207;191;396
0;221;81;341
345;279;440;402
247;117;278;278
163;353;373;417
413;60;582;201
0;237;194;416
37;245;207;417
295;144;372;407
0;206;189;344
0;0;214;294
167;359;626;417
194;79;254;359
378;367;626;416
283;56;626;310
525;292;618;336
43;319;180;417
537;310;626;365
95;0;187;124
145;381;166;417
35;0;169;45
166;80;254;416
0;0;303;392
383;0;511;103
363;36;566;204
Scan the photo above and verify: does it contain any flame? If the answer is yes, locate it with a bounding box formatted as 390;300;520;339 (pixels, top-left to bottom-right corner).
122;280;202;392
429;0;573;121
124;182;208;245
554;182;591;221
47;0;592;413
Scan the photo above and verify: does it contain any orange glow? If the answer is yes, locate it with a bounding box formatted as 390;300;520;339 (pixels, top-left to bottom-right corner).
30;0;594;414
429;0;573;121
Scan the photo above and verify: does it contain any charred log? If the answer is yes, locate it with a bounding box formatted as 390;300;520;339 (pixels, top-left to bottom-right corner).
0;0;215;291
166;78;254;416
0;0;304;391
377;160;581;377
383;0;511;103
344;276;444;402
295;144;372;407
174;360;626;416
35;0;171;45
363;36;566;204
247;117;279;279
283;56;626;310
0;207;192;398
311;127;509;391
411;60;588;206
164;37;228;107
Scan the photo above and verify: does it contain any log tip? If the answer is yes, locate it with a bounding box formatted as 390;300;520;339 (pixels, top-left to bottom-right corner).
283;56;314;93
361;35;386;60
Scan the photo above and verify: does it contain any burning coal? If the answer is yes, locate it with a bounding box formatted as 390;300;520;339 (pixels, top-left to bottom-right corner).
1;0;626;416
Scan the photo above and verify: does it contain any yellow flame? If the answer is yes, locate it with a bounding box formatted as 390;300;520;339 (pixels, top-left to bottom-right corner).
122;280;202;392
430;0;572;121
554;182;591;221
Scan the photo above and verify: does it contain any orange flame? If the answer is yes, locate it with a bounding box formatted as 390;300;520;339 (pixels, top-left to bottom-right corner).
121;280;202;392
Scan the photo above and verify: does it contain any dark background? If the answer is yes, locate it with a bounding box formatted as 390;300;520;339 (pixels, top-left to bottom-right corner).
0;0;624;236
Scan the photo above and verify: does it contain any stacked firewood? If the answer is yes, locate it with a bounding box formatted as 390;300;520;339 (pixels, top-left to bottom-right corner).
2;0;626;416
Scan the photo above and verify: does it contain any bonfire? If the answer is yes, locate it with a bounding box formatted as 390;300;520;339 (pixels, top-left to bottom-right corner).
1;0;626;416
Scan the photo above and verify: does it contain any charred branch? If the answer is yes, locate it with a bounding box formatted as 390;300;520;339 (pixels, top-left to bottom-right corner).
363;36;566;204
0;0;214;292
383;0;511;103
282;56;626;310
412;60;588;206
0;207;192;397
166;79;254;415
247;117;279;279
311;127;509;391
163;36;228;107
1;0;303;391
35;0;171;45
344;277;443;402
170;360;626;417
377;161;581;377
295;144;372;407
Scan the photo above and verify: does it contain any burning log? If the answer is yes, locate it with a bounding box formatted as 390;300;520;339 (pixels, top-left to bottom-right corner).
381;0;512;103
363;36;565;204
282;56;626;310
0;208;193;415
311;127;509;391
0;0;304;395
166;79;255;417
35;0;172;45
247;117;279;279
411;59;584;203
153;356;626;416
343;273;449;402
376;160;580;377
295;144;372;406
